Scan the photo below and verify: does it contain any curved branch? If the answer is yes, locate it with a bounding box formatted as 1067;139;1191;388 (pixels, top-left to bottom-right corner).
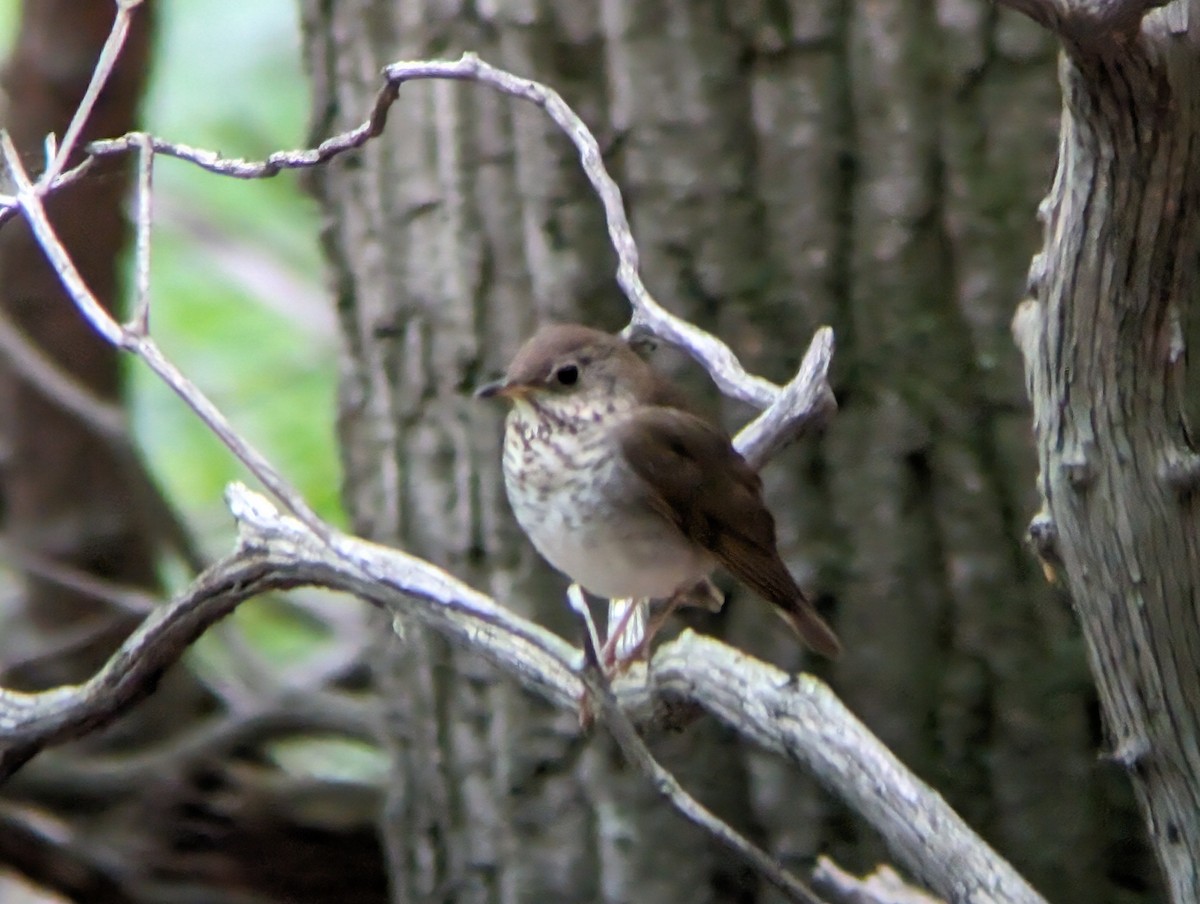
6;691;376;808
735;326;836;468
651;639;1042;904
1;486;1045;904
19;52;832;415
567;586;825;904
0;35;1031;903
0;804;135;904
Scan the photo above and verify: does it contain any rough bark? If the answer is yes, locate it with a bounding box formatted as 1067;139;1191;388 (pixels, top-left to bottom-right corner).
299;1;1153;901
1011;1;1200;900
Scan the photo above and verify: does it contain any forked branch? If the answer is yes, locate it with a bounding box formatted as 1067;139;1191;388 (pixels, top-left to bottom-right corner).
0;14;1039;900
1;485;1045;904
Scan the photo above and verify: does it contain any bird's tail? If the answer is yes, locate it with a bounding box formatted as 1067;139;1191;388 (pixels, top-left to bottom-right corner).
778;598;842;659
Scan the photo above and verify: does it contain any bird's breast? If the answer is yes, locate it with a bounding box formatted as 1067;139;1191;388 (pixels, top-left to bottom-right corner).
501;405;710;599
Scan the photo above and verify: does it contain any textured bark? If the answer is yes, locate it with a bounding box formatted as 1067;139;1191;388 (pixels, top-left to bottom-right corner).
300;1;1152;901
1012;4;1200;901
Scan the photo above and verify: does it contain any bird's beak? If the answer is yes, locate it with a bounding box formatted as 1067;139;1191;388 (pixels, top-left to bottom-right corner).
474;379;528;400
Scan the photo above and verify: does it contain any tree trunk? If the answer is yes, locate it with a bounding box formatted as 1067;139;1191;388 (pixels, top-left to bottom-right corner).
1011;3;1200;900
300;1;1154;901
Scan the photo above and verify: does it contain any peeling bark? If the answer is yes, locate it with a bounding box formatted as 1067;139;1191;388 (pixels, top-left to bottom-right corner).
1011;3;1200;899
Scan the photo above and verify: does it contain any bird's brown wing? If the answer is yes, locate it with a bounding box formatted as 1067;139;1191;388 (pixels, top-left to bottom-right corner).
617;407;841;658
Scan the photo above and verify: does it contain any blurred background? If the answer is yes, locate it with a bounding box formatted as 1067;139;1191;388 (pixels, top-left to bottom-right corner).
111;0;336;529
0;1;1161;902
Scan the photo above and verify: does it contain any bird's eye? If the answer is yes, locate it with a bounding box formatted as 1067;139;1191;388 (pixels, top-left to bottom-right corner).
554;364;579;386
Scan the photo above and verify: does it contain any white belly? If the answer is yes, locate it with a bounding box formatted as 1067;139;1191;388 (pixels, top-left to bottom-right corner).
529;501;710;599
502;407;711;599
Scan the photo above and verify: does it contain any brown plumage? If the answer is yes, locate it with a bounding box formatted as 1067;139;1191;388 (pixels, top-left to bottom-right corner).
478;323;842;659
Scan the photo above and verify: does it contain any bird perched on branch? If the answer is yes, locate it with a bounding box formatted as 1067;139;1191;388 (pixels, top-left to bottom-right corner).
476;323;841;661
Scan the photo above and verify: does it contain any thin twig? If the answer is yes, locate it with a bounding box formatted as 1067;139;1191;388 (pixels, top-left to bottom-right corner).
0;289;207;574
0;804;135;904
85;79;400;178
1;133;123;346
44;0;145;180
10;690;378;804
381;54;784;408
0;542;157;616
0;132;327;539
735;326;837;469
0;159;95;228
565;585;826;904
129;133;153;333
74;53;827;414
0;486;1046;904
0;307;128;441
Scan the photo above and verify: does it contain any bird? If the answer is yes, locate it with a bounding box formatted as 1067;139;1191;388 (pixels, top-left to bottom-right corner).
475;323;841;660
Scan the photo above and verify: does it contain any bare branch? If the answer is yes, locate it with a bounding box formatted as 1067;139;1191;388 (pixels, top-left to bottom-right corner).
0;307;205;574
85;76;398;176
8;690;376;806
0;132;326;539
0;542;157;616
0;274;208;575
0;803;135;904
567;586;827;904
0;307;128;441
735;326;837;469
650;638;1047;904
129;133;153;333
0;488;578;783
0;159;95;229
1;133;123;347
44;0;145;180
0;486;1045;904
380;54;789;408
50;54;833;429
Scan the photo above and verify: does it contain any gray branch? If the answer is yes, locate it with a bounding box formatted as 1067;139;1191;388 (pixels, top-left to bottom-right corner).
0;35;1040;902
60;52;832;414
567;585;826;904
1;485;1045;904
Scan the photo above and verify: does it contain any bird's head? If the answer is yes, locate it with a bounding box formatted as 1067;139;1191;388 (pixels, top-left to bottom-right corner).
474;324;649;415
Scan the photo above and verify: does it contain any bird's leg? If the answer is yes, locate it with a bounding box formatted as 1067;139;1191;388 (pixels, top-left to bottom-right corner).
613;594;685;668
602;597;647;668
566;583;604;730
607;579;724;671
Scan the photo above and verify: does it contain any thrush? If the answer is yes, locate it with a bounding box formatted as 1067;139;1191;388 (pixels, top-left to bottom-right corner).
476;323;841;660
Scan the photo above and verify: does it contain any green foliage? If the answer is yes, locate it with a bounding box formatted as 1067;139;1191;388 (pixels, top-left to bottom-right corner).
0;0;352;756
129;5;348;676
130;1;342;528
